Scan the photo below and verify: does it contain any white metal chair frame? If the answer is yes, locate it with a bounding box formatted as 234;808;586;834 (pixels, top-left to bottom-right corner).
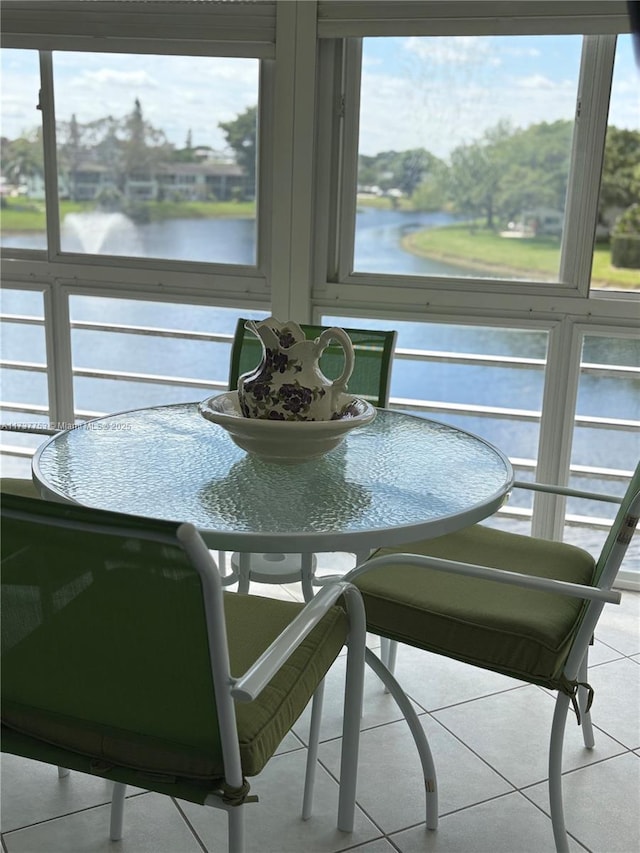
345;475;638;853
2;503;368;853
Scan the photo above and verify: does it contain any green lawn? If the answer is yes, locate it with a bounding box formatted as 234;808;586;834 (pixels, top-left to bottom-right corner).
144;199;256;221
356;195;415;211
0;198;256;231
403;224;639;290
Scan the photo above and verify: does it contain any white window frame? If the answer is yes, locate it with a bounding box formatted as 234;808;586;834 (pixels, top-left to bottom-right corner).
1;0;281;303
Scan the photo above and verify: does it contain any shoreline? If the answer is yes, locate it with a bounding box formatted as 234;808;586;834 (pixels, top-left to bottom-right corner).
401;231;554;280
401;230;630;290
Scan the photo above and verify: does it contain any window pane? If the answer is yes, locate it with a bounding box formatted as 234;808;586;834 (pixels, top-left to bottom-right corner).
323;316;548;447
0;49;47;251
592;35;640;292
53;52;259;264
355;35;582;282
69;297;267;415
565;333;640;572
0;288;50;477
323;314;548;534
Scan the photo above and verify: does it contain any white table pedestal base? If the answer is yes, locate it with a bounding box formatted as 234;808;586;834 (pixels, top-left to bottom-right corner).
231;551;318;585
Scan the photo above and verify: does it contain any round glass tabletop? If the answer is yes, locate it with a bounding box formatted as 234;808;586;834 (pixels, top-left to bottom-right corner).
33;403;514;553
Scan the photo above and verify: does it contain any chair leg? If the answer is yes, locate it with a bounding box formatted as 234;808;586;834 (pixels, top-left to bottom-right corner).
379;639;398;693
110;782;127;841
549;692;571;853
380;637;390;665
300;552;315;602
237;552;251;594
386;640;398;674
578;652;595;749
302;680;325;820
337;600;367;833
227;803;245;853
365;647;438;830
218;550;227;576
217;549;239;587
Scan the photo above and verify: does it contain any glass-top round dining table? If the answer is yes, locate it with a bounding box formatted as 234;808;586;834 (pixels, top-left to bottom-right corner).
33;402;514;560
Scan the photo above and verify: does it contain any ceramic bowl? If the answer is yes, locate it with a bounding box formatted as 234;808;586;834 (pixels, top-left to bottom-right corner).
198;391;376;463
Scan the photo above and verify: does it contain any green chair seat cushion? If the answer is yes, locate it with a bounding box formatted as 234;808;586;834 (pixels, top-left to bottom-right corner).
227;592;347;775
0;478;41;499
357;524;596;689
2;575;347;783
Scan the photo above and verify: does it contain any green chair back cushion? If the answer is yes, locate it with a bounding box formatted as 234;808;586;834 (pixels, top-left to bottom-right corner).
1;495;347;798
229;318;396;407
357;523;596;690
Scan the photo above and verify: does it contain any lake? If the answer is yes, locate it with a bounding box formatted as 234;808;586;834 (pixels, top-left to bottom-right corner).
2;207;468;275
1;208;638;549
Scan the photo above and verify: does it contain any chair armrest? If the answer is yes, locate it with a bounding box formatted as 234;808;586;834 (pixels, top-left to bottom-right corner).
513;479;623;504
230;582;364;702
346;554;621;605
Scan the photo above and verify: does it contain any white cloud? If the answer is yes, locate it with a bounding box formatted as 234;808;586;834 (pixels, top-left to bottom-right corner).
81;68;158;89
358;69;485;158
404;35;490;65
41;54;259;147
505;46;541;58
518;73;563;90
357;55;585;159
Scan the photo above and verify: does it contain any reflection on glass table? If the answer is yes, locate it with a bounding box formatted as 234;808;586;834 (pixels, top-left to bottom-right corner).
33;402;513;594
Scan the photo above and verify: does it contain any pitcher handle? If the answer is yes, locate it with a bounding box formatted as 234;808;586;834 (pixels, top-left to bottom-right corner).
316;327;355;393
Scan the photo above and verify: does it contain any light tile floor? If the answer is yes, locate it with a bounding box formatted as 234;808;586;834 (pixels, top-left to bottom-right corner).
2;580;638;853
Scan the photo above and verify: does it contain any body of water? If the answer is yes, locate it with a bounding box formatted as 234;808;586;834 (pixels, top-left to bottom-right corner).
354;208;469;276
3;207;466;274
1;209;638;544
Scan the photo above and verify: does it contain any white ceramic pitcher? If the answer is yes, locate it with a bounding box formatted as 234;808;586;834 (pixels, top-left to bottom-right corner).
237;317;355;421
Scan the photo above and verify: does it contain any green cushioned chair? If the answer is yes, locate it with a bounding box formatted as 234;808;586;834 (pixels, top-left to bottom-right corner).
346;463;639;853
1;494;366;853
1;477;41;499
225;318;397;599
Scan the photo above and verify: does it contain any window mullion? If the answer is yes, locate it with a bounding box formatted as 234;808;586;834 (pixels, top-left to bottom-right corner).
38;51;61;259
335;38;362;282
268;0;320;322
559;35;617;293
43;282;75;428
287;0;320;322
531;318;582;540
311;38;341;286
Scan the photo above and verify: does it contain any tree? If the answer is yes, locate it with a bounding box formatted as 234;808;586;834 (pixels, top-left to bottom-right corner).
92;117;124;190
493;120;572;223
449;134;503;228
447;120;573;229
357;148;446;202
58;114;84;201
219;105;257;196
122;98;166;175
1;130;44;188
411;155;450;211
599;127;640;222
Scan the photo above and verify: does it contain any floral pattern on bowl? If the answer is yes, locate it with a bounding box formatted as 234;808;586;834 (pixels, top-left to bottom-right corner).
199;391;377;463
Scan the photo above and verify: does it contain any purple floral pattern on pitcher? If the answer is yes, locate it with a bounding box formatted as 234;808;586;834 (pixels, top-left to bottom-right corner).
237;317;355;421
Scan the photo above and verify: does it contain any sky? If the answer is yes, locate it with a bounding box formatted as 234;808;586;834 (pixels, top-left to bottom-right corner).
359;34;639;158
1;34;638;161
